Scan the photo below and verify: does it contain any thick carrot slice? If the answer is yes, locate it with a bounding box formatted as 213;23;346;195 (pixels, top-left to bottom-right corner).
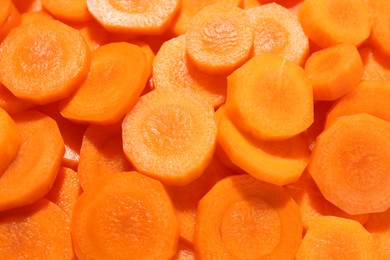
72;171;179;259
369;0;390;58
122;89;217;186
86;0;181;35
0;83;34;115
0;198;74;259
365;208;390;259
247;3;309;66
68;20;109;51
296;216;378;259
152;35;227;108
298;0;371;48
60;42;150;125
0;108;21;174
195;174;302;259
310;113;390;215
359;45;390;81
225;54;313;141
0;110;64;211
217;106;310;186
185;3;254;75
304;43;364;101
41;0;92;22
0;19;90;104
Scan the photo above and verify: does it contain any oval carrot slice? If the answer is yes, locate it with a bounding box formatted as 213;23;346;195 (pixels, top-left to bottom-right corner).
185;3;254;75
72;171;179;259
60;42;150;125
0;108;21;174
0;198;74;259
310;113;390;215
41;0;92;22
0;110;64;211
122;89;217;186
195;174;302;259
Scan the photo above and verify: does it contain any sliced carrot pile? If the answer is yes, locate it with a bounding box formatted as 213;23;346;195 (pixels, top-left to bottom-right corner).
247;3;309;66
359;45;390;81
185;3;254;75
365;208;390;259
72;171;179;259
304;43;364;101
195;174;302;259
0;19;90;104
41;0;92;22
368;0;390;57
0;83;34;115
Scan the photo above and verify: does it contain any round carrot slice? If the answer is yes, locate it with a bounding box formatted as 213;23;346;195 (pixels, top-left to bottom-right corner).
0;19;90;104
0;108;21;174
72;171;179;259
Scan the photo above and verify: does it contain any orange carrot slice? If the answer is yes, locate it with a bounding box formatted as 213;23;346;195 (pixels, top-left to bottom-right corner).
185;3;254;75
225;54;313;141
12;0;43;13
60;42;150;125
0;2;21;43
0;110;64;211
365;208;390;259
122;89;217;186
41;0;92;22
369;0;390;58
310;113;390;215
359;45;390;81
20;10;53;25
68;20;109;51
72;171;179;259
0;19;90;104
0;83;34;115
195;174;303;259
0;108;21;174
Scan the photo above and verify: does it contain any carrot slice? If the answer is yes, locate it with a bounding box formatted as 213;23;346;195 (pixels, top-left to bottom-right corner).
359;45;390;81
0;198;74;259
60;42;150;125
122;89;217;186
297;0;371;48
0;83;34;115
365;208;390;259
225;54;313;141
0;110;64;211
72;171;179;259
0;19;90;105
304;43;364;101
217;106;310;186
20;10;53;25
310;113;390;215
12;0;43;13
195;174;302;259
247;3;309;66
0;108;21;174
296;216;378;259
185;3;254;75
369;0;390;58
127;40;155;72
0;2;21;42
41;0;92;22
152;35;227;108
0;0;11;28
86;0;181;35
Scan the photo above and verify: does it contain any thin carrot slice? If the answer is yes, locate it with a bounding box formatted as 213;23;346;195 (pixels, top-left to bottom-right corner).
185;3;254;75
310;113;390;215
247;3;309;66
12;0;43;13
214;142;246;174
0;198;74;259
72;171;179;259
68;20;109;51
0;19;90;104
20;10;53;25
195;174;302;259
365;208;390;259
0;1;21;42
0;83;34;115
297;0;371;48
41;0;92;22
122;89;217;186
369;0;390;57
225;54;313;141
304;43;364;101
0;108;21;174
152;35;227;108
217;106;310;186
0;110;64;211
86;0;181;35
359;45;390;81
296;216;378;259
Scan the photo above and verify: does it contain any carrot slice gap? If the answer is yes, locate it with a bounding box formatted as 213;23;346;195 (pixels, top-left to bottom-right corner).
359;45;390;81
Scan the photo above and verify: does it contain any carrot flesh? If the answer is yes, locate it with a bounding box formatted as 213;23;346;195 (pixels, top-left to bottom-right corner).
369;0;390;58
68;20;109;51
0;83;34;115
172;240;196;260
20;10;53;25
12;0;43;13
41;0;92;22
365;208;390;259
0;2;21;42
242;0;261;9
359;45;390;81
0;0;11;28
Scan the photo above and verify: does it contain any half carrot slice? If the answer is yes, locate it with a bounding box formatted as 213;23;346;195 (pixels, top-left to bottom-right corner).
0;108;21;174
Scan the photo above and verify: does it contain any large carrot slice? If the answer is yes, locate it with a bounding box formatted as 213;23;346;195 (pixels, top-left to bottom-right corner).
0;19;90;104
0;108;21;174
0;110;64;211
195;174;302;259
310;113;390;215
60;42;150;125
122;89;217;186
365;208;390;259
72;171;179;259
41;0;92;22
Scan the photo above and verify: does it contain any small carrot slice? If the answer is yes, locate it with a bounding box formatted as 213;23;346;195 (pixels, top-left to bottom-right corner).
152;35;227;108
0;19;90;104
298;0;371;48
247;3;309;66
185;3;254;75
365;208;390;259
359;45;390;81
122;89;217;186
87;0;181;35
60;42;150;125
225;54;313;141
72;171;179;259
41;0;92;22
0;198;74;259
0;108;21;174
304;43;364;101
296;216;378;259
310;113;390;215
0;83;34;115
0;110;64;211
195;174;302;259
